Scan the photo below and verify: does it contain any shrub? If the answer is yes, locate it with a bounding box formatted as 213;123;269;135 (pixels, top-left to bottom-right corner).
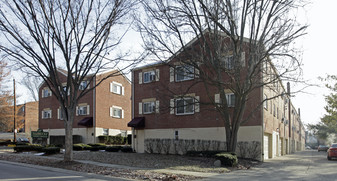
98;135;125;145
13;144;44;152
89;146;106;151
0;140;11;146
42;147;60;155
121;146;133;153
215;152;238;167
105;146;121;152
73;143;92;151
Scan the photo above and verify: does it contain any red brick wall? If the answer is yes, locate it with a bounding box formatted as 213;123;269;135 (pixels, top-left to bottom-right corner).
39;70;131;131
95;71;131;131
133;62;262;130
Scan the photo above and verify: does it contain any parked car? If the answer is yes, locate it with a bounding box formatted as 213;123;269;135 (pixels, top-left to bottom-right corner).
327;143;337;160
16;137;29;143
318;145;329;152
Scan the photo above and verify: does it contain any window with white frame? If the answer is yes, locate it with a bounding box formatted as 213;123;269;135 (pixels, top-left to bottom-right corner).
110;106;124;118
110;81;124;95
79;81;89;90
176;97;194;115
226;93;235;107
221;56;234;69
42;109;52;119
143;71;156;83
175;65;194;82
77;105;89;116
143;101;155;114
42;88;52;98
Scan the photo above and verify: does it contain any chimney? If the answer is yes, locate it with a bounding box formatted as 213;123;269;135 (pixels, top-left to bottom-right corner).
287;82;290;95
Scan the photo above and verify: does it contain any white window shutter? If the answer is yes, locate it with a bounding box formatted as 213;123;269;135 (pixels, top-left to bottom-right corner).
170;99;174;114
139;102;143;114
41;90;44;98
215;94;220;103
122;109;124;119
87;105;90;115
49;89;52;96
195;68;199;78
195;96;200;112
110;107;113;117
241;52;245;67
50;110;52;118
110;82;113;92
76;106;78;116
42;111;44;119
155;69;160;81
87;81;90;89
57;109;60;119
155;100;160;113
122;86;125;95
139;72;143;84
169;67;174;82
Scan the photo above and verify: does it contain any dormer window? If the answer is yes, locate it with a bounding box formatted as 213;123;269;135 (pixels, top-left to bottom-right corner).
42;88;52;98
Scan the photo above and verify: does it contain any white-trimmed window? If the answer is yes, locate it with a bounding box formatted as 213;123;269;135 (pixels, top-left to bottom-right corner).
175;65;194;82
110;106;124;119
143;102;155;114
143;71;156;83
176;97;194;115
76;104;90;116
222;56;234;69
42;88;52;98
42;109;52;119
110;81;124;95
226;93;235;107
79;81;89;90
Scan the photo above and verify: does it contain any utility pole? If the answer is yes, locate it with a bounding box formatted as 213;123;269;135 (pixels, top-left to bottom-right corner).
13;79;16;143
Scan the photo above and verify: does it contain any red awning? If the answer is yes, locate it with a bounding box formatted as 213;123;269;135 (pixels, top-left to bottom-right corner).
78;117;93;127
128;117;145;128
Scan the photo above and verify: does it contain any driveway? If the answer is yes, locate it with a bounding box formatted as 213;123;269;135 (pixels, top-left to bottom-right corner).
203;150;337;181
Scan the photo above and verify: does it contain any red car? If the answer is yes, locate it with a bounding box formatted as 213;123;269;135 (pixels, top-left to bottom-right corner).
327;143;337;160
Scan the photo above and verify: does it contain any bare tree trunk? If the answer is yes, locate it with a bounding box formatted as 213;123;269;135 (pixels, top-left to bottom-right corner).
64;109;74;162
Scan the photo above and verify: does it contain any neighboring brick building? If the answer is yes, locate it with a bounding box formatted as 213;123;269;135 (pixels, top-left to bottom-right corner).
16;101;39;140
129;35;305;161
38;69;131;144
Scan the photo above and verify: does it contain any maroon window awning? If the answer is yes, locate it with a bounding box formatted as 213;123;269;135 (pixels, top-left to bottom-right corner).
128;117;145;128
78;117;93;127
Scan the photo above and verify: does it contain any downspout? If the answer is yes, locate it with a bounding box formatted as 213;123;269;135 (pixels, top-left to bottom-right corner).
93;77;96;143
131;70;135;151
261;71;265;162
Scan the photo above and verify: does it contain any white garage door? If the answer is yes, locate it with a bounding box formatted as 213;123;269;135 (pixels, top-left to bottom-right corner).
264;135;269;160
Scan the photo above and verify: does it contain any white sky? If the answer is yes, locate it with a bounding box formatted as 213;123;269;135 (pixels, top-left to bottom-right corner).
10;1;336;127
291;0;337;126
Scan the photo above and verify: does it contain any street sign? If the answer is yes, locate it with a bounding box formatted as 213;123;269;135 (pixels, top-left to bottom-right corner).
31;129;49;138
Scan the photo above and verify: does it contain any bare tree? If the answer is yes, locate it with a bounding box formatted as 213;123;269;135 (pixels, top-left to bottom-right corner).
137;0;307;152
0;0;138;161
20;75;41;102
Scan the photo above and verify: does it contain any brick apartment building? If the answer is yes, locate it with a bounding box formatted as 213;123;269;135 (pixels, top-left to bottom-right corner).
17;101;39;138
129;35;305;161
39;69;131;144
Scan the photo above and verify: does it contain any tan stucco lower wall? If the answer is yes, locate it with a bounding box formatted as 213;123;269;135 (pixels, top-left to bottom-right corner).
47;127;132;144
133;126;262;153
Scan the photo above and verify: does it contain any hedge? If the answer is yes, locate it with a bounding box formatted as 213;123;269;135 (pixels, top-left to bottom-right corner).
42;147;60;155
73;143;92;151
186;150;227;157
120;146;133;153
13;144;44;152
215;152;238;167
105;146;122;152
98;135;125;145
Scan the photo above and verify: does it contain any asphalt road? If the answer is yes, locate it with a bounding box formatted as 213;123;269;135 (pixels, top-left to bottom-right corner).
204;150;337;181
0;160;131;181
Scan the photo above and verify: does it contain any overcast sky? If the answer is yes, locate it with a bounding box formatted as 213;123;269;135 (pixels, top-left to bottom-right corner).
291;0;337;126
10;1;336;127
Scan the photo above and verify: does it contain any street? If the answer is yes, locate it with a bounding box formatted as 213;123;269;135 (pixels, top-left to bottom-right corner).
0;160;130;181
204;150;337;181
